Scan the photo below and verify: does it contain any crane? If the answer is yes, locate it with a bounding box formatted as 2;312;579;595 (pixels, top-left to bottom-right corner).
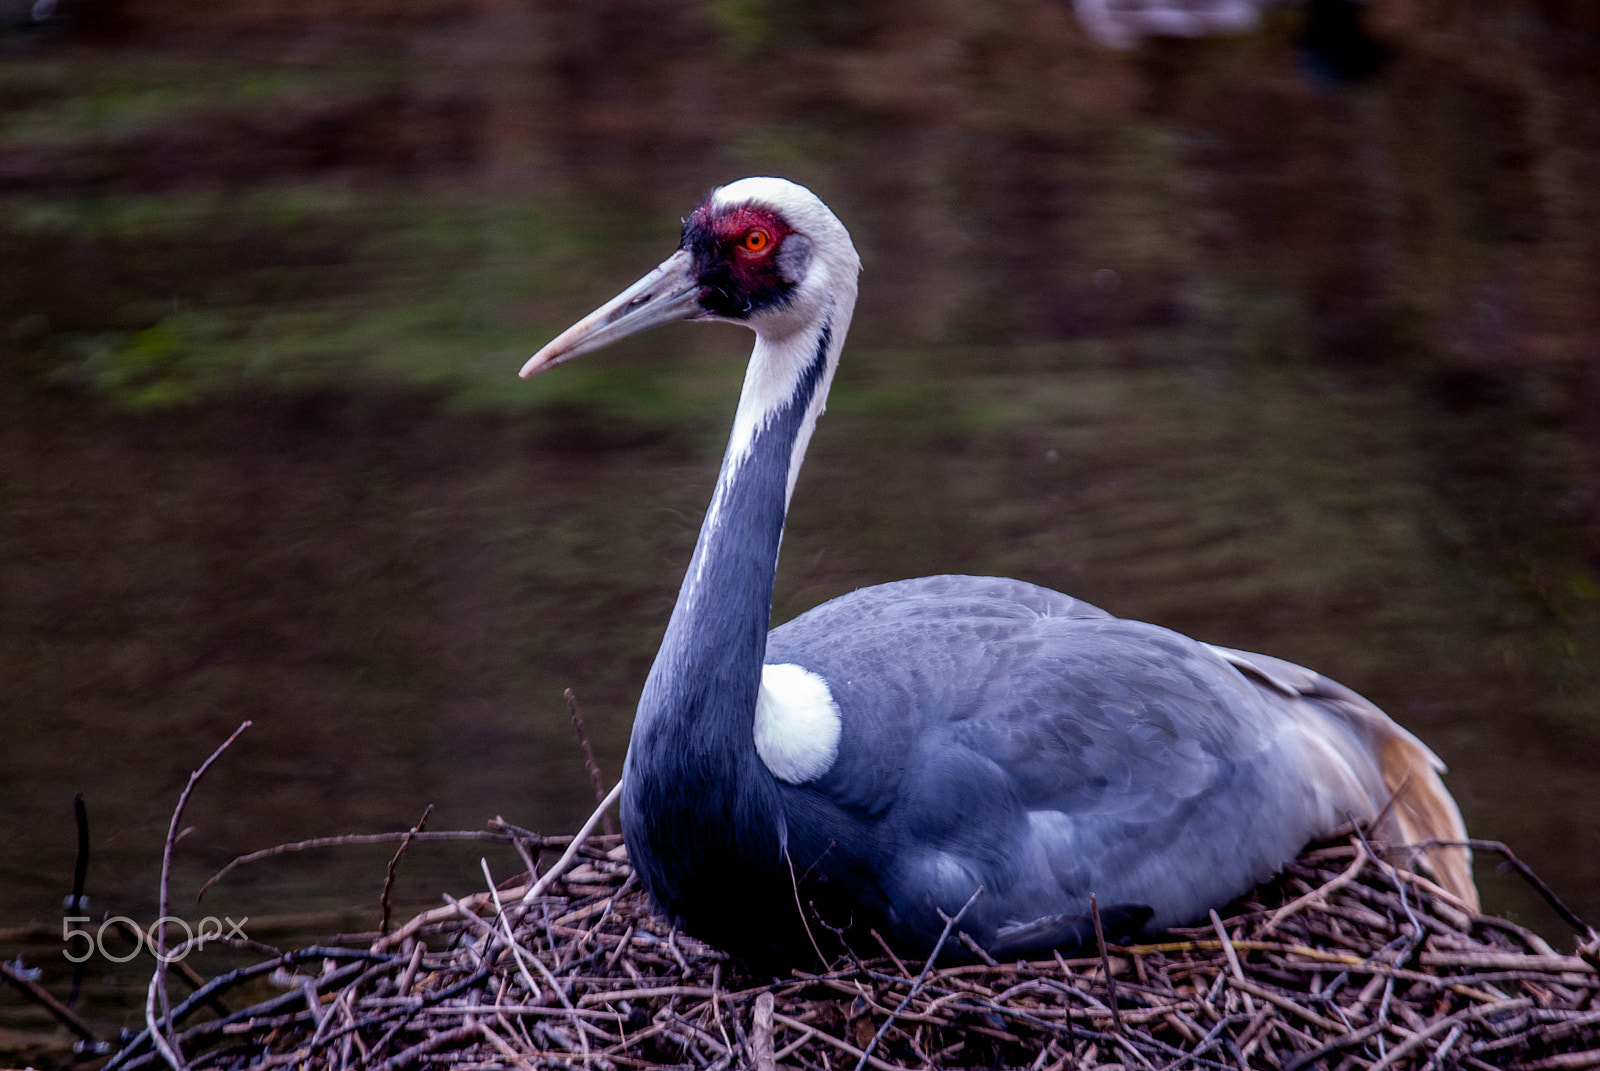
520;177;1476;966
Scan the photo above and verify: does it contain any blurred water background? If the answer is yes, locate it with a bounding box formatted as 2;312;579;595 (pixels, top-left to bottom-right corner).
2;0;1598;1057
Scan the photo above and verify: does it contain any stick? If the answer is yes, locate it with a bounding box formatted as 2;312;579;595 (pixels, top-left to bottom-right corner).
397;941;425;996
772;1012;910;1071
1262;839;1368;935
1366;768;1415;842
1209;911;1245;982
200;828;512;899
750;991;778;1071
566;688;616;836
1226;977;1347;1032
522;780;623;903
479;858;542;1000
853;884;984;1071
147;720;251;1071
1091;892;1123;1035
442;892;580;1028
869;929;910;978
1368;997;1534;1071
959;930;1000;967
0;958;98;1041
1417;838;1594;935
69;792;90;1007
70;792;90;909
144;972;185;1071
106;919;232;1021
1351;823;1424;967
500;816;541;885
1282;1021;1384;1071
785;848;829;967
381;804;433;935
478;1021;539;1071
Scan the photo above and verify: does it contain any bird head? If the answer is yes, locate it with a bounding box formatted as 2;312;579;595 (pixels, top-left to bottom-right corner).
520;177;860;377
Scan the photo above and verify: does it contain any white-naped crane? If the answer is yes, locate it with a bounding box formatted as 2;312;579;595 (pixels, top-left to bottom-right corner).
521;177;1476;966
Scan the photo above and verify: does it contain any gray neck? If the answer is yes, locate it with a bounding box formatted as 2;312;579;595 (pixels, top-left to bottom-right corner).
632;314;840;758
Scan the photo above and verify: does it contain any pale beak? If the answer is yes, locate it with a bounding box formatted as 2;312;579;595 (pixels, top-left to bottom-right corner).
520;248;702;377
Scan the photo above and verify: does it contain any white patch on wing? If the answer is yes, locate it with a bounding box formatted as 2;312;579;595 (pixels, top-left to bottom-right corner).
754;663;843;784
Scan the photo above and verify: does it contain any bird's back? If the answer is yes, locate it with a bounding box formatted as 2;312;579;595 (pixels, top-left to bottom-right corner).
764;574;1473;954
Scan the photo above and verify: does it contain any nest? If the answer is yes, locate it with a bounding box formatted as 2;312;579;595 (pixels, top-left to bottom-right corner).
102;826;1600;1071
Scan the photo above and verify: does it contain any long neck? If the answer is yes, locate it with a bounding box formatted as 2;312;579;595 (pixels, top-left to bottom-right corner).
634;307;843;749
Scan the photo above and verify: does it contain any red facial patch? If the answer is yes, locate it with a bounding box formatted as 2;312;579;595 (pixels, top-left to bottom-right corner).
681;200;799;318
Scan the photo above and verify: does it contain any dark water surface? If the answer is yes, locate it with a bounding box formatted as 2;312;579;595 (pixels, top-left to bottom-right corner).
2;0;1598;1048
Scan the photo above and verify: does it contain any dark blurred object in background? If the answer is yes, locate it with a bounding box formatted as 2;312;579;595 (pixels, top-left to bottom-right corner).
1298;0;1389;84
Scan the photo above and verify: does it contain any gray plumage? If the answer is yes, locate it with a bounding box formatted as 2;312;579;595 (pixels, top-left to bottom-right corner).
767;575;1390;952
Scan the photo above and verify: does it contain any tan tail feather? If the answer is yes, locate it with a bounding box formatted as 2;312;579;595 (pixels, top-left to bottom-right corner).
1380;736;1479;912
1205;644;1479;910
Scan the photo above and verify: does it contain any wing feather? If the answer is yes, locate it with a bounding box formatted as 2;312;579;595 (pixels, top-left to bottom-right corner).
764;575;1474;947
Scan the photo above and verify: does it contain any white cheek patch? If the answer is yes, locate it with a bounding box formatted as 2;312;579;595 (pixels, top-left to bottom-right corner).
754;663;843;784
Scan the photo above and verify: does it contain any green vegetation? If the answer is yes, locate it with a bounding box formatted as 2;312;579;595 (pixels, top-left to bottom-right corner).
6;187;713;417
0;52;403;145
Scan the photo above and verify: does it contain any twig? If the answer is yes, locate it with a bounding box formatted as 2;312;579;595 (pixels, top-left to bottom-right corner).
772;1012;909;1071
498;816;541;885
958;930;1000;967
478;1021;538;1071
374;1022;481;1071
522;780;623;902
147;720;252;1071
69;791;90;1007
106;919;231;1020
397;941;424;997
1091;892;1124;1035
1417;838;1594;935
750;992;778;1071
381;804;434;935
1208;911;1244;983
1263;839;1368;935
786;848;829;968
479;858;542;1000
200;828;513;899
1226;977;1346;1032
853;884;983;1071
69;791;90;910
566;688;616;836
0;958;98;1041
144;972;186;1071
1351;822;1425;967
1368;997;1533;1071
1367;767;1415;843
1421;1022;1465;1071
1282;1021;1384;1071
869;929;910;977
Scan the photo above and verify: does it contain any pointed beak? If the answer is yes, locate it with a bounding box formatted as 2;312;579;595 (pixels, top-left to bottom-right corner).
520;248;702;377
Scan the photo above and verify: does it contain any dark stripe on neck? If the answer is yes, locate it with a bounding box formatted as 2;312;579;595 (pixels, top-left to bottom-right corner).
635;315;834;740
785;320;831;424
622;314;837;948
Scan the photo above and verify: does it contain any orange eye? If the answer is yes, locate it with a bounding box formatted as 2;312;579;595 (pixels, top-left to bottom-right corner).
740;228;771;254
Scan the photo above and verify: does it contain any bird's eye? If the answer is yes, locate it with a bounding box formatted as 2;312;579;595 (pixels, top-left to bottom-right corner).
740;228;772;255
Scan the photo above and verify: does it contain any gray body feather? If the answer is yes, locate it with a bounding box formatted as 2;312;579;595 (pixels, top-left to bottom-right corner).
763;574;1395;952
